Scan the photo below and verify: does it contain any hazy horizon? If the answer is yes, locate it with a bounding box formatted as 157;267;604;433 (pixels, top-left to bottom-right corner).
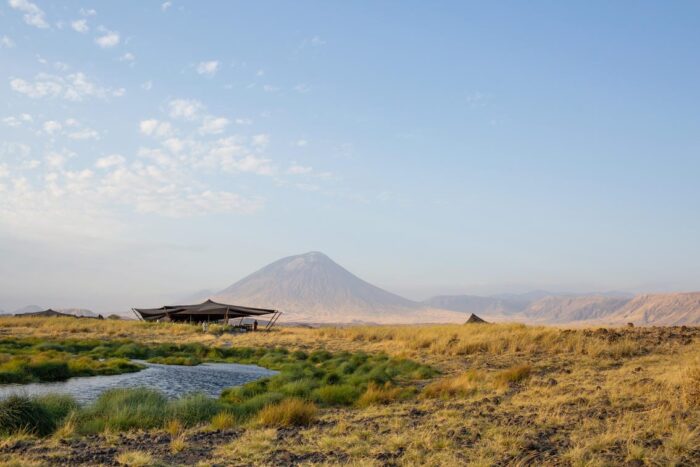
2;2;700;312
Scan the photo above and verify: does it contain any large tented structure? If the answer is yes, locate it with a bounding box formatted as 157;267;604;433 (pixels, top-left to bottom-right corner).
132;299;280;327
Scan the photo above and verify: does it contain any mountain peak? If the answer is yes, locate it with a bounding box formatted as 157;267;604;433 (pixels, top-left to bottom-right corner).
213;252;465;324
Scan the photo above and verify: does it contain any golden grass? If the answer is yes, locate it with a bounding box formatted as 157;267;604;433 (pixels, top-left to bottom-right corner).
164;419;183;437
256;398;317;427
493;364;532;387
356;383;404;407
422;369;483;398
1;318;699;465
115;450;155;466
170;433;187;454
210;412;236;430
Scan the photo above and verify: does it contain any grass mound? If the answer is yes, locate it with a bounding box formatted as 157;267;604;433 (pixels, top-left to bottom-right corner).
0;394;76;436
256;398;317;427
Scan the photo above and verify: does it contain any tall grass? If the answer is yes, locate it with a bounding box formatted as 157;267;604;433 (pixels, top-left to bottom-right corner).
0;394;76;436
256;398;317;427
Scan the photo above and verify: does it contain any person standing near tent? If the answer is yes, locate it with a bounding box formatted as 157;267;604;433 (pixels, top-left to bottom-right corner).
253;320;258;331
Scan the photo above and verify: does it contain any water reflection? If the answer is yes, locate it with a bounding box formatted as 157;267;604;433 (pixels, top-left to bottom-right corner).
0;361;276;404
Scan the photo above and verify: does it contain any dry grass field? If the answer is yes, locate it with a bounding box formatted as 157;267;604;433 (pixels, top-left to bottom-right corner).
0;317;699;466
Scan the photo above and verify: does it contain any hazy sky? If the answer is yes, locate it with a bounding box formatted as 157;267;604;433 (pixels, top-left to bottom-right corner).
1;1;699;312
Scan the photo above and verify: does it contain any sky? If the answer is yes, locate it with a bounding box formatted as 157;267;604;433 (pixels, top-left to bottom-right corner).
1;1;699;312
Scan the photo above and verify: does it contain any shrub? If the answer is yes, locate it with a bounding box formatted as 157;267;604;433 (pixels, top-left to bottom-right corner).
148;355;202;366
167;392;221;427
313;384;359;406
256;398;317;427
229;392;285;421
79;387;168;433
322;372;341;385
0;394;74;436
28;359;70;381
35;394;77;425
221;379;269;403
278;379;316;398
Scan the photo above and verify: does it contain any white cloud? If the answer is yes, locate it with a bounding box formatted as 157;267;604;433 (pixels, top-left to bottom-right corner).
162;137;185;153
139;119;172;138
287;164;312;175
71;19;88;33
45;149;75;168
1;35;16;48
8;0;49;29
10;72;125;101
310;36;325;46
295;139;308;147
196;60;219;76
2;114;32;127
263;85;280;93
42;120;62;135
79;8;97;17
199;116;229;135
168;99;203;120
161;1;172;11
141;80;153;91
119;52;135;62
95;30;120;48
252;134;270;148
67;128;100;140
95;154;125;169
294;84;310;93
465;91;488;108
235;118;252;125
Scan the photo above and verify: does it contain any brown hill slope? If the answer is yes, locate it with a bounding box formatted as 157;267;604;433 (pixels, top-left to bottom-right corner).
602;292;700;325
523;295;631;323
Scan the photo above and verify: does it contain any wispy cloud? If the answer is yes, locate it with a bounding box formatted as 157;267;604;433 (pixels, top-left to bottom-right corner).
95;29;120;48
161;1;172;12
168;99;204;120
196;60;219;76
9;72;125;101
0;35;16;48
8;0;49;29
70;19;89;33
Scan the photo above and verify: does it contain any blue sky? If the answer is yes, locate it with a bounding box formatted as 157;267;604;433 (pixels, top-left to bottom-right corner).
1;1;699;312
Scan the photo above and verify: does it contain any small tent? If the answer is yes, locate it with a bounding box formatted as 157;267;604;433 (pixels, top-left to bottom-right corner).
465;313;488;324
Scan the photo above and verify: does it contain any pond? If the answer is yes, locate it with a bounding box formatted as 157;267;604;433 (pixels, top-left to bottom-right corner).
0;361;276;404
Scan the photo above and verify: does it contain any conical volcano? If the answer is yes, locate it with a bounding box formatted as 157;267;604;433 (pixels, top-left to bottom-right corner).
213;252;464;324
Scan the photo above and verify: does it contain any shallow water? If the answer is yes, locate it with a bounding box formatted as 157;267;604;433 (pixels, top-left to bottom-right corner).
0;361;276;404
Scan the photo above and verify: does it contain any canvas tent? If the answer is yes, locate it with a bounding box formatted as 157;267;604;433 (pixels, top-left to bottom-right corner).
16;309;74;318
16;309;104;319
132;299;280;328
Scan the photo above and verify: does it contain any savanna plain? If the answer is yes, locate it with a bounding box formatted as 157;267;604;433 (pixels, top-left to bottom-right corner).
0;317;698;466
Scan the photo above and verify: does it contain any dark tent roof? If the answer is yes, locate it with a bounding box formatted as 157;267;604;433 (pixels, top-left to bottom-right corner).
17;309;75;318
133;299;277;322
465;313;488;324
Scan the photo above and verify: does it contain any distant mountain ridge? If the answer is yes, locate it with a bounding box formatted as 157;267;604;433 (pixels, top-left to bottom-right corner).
176;252;699;326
